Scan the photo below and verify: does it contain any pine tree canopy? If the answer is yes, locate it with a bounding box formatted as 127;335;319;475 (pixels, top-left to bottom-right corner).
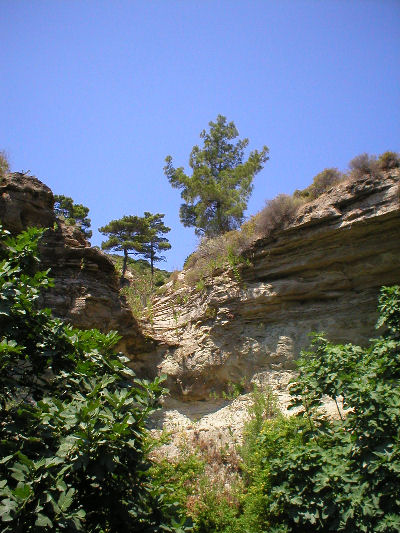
99;215;146;277
99;213;171;279
54;194;92;239
164;115;269;236
140;212;171;276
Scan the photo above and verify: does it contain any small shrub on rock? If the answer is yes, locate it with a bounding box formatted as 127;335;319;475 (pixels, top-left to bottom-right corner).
348;152;379;178
0;150;9;179
253;194;304;237
295;168;344;200
184;230;252;286
377;150;400;170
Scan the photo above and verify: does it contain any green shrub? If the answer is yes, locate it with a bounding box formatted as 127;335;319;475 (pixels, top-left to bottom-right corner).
190;480;241;533
0;226;189;532
294;168;344;200
239;385;279;476
266;285;400;532
149;432;244;533
149;452;206;524
237;415;306;533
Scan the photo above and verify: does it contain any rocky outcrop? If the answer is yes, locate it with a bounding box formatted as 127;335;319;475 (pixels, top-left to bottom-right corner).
139;171;400;402
0;173;55;232
2;170;399;417
0;173;151;353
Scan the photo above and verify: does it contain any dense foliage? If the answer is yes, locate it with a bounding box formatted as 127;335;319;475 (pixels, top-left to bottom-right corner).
164;115;269;237
53;195;92;239
0;227;189;532
271;285;400;532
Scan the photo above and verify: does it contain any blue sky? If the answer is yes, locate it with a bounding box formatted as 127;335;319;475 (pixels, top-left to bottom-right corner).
1;0;399;270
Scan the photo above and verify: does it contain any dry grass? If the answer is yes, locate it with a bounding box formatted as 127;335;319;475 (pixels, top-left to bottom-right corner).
0;150;10;180
168;269;180;284
183;229;254;287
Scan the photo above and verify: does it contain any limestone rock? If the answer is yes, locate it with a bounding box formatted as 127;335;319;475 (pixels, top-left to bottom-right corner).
2;169;400;440
139;171;400;402
0;172;55;232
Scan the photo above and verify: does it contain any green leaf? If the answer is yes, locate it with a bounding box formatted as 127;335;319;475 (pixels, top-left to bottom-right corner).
35;513;53;528
13;484;32;500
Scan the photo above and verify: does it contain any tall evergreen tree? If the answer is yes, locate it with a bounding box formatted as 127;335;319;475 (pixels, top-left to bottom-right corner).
164;115;269;237
99;215;146;278
54;194;92;239
140;212;171;280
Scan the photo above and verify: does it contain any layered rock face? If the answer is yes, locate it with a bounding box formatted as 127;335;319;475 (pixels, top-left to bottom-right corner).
0;172;55;232
140;171;400;402
0;173;150;353
2;170;399;413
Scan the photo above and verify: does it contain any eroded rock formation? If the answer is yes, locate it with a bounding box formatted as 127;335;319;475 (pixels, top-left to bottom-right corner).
139;171;400;402
0;172;151;353
2;170;399;422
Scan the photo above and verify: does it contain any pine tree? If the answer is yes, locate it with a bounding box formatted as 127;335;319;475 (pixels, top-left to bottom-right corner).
140;212;171;280
99;213;171;281
164;115;269;236
99;215;146;278
54;194;92;239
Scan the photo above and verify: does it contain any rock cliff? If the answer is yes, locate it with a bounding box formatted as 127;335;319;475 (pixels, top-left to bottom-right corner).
0;173;150;353
2;170;399;425
139;171;400;404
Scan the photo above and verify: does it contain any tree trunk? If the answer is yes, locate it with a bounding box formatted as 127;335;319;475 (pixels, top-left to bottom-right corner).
216;201;222;234
150;244;154;289
122;249;128;279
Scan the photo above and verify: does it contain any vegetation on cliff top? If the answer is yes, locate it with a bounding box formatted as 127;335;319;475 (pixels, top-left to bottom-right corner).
54;194;92;239
99;212;171;280
164;115;269;237
0;151;9;180
180;150;400;289
110;253;170;319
